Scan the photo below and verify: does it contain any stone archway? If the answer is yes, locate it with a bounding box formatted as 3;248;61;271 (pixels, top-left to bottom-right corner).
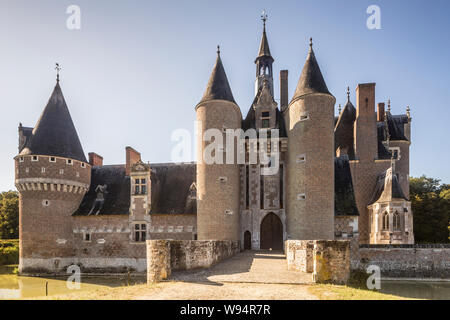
244;231;252;250
260;212;283;250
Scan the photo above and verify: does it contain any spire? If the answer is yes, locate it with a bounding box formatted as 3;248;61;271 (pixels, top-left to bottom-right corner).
55;63;61;83
19;80;87;162
290;38;331;103
198;47;236;104
256;10;272;60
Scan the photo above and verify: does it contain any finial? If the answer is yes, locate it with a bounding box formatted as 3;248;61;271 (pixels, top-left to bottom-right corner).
261;9;268;28
338;104;342;114
217;45;220;56
406;106;411;118
347;86;350;101
309;37;313;49
387;99;391;112
55;63;61;83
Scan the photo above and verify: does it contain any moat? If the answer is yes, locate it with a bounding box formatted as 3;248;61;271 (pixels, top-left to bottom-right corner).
0;265;449;299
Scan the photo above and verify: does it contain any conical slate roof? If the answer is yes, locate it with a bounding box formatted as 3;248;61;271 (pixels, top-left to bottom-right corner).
256;26;273;60
334;92;357;159
198;51;236;104
291;41;331;102
19;82;87;162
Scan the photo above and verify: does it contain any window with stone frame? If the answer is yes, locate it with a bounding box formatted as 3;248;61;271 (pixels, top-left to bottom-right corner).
134;223;147;242
393;211;401;230
134;178;147;195
261;111;270;128
382;212;389;231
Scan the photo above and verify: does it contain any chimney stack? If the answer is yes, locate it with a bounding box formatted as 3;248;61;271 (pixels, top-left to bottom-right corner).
377;102;385;122
88;152;103;167
280;70;289;111
126;146;141;176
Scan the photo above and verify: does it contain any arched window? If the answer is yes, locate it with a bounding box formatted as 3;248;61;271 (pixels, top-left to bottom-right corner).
393;211;401;230
382;212;389;231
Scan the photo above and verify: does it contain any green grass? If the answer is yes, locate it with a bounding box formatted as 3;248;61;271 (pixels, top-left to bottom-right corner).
0;239;19;266
308;284;412;300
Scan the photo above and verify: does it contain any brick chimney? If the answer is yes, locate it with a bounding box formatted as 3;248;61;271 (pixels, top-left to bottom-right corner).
377;102;385;122
126;146;141;176
280;70;289;111
88;152;103;167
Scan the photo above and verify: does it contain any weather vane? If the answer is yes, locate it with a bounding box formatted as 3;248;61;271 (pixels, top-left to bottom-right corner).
55;63;61;82
261;9;268;26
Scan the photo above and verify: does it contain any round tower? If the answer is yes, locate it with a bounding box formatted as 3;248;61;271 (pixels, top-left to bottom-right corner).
15;78;90;273
196;48;242;241
284;39;336;240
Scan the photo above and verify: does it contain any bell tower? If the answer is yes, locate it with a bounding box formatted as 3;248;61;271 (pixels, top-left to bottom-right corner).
255;10;274;96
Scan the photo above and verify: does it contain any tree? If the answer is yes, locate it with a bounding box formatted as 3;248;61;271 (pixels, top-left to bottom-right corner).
410;176;450;243
0;191;19;239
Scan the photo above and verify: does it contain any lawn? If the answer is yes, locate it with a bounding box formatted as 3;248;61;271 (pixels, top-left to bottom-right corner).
308;284;412;300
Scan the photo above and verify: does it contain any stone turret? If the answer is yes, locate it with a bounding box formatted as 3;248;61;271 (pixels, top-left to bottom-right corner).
15;78;90;273
284;39;335;240
196;48;241;241
254;15;274;96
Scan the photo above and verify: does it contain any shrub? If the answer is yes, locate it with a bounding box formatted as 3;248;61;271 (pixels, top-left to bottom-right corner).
0;239;19;265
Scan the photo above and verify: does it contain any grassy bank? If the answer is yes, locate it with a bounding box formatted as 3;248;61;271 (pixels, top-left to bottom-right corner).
0;240;19;266
40;282;409;300
308;284;410;300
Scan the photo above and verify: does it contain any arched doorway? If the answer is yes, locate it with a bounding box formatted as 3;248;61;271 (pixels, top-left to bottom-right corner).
260;213;283;250
244;231;251;250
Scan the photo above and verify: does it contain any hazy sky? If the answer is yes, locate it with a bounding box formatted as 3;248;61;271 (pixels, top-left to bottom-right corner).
1;0;449;191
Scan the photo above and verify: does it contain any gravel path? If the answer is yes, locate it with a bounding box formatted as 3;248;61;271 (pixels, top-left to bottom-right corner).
136;251;317;300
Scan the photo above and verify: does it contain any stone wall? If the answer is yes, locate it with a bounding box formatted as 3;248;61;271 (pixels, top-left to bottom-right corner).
285;240;350;284
354;244;450;279
146;240;240;283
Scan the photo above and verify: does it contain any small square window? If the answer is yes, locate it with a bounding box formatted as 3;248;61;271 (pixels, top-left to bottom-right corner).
59;169;64;175
261;119;270;128
67;159;73;165
81;163;86;168
32;156;39;162
41;167;46;173
83;232;91;242
300;114;309;121
262;111;270;117
42;200;50;207
19;157;24;162
49;157;56;163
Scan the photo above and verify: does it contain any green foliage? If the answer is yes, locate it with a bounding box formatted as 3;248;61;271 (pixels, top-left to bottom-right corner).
0;239;19;265
0;191;19;239
410;176;450;243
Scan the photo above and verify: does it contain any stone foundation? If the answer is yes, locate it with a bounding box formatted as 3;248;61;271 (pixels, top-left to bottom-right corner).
146;240;240;283
286;240;351;284
354;244;450;279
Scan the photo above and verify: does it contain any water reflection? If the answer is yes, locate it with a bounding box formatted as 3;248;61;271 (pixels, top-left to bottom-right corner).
380;280;450;300
0;272;146;299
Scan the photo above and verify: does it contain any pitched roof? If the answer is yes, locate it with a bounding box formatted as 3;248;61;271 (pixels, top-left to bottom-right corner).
149;163;197;214
73;165;130;216
335;155;359;216
334;100;356;159
242;86;288;137
19;82;87;162
198;52;236;105
369;165;408;204
291;42;331;103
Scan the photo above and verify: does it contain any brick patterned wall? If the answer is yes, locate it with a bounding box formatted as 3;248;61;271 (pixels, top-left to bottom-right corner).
196;99;242;241
285;93;335;240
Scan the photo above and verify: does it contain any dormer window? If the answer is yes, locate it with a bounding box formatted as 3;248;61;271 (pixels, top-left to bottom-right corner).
261;111;270;128
49;157;56;163
32;156;39;162
134;178;147;195
66;159;73;165
19;157;24;163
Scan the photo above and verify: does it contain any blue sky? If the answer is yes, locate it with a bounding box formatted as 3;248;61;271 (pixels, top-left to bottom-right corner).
0;0;449;191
